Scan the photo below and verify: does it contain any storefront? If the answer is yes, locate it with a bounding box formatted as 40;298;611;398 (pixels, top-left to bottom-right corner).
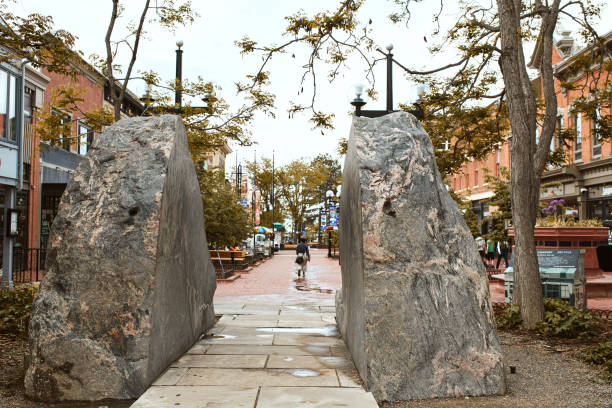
0;62;23;287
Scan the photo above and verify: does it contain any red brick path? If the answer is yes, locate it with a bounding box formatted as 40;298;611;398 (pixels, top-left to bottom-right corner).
214;249;342;303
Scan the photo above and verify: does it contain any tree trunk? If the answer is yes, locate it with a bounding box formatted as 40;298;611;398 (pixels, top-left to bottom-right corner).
497;0;545;328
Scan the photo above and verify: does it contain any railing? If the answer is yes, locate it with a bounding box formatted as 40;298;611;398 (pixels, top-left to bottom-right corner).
12;248;46;283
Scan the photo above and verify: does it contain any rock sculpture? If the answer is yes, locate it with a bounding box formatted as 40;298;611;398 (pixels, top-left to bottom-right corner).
336;111;505;401
25;115;216;401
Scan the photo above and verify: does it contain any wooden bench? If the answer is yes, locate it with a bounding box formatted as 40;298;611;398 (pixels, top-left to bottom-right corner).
209;250;248;269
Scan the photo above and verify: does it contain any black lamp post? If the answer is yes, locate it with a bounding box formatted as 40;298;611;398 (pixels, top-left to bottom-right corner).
140;40;212;114
350;43;425;120
175;40;183;109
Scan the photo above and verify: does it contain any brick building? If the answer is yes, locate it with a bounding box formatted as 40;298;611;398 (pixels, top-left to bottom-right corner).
452;29;612;231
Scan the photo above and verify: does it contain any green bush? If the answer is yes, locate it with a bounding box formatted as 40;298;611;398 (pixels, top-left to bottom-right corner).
495;304;522;330
0;286;37;338
583;342;612;380
536;298;601;339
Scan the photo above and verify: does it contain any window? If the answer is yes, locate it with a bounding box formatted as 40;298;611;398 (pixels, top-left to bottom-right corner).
474;168;478;186
8;74;19;141
0;69;7;139
592;108;601;158
493;149;500;177
551;113;564;153
0;69;20;142
51;110;71;151
574;113;582;161
77;122;92;156
439;140;451;151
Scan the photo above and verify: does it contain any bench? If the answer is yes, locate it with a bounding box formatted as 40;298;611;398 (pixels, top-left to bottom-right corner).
209;250;248;270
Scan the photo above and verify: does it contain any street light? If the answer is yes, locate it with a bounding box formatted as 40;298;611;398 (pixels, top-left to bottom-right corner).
326;189;334;258
350;43;425;120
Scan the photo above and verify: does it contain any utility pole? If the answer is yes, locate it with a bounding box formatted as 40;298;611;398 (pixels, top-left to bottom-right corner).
271;150;275;256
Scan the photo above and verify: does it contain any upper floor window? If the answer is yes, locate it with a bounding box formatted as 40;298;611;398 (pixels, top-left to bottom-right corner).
495;149;501;177
51;110;72;151
438;140;450;151
77;122;92;156
0;69;20;142
592;108;601;158
474;168;479;186
573;113;582;161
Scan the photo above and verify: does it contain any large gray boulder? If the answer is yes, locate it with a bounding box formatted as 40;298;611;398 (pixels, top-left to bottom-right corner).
25;115;216;401
336;111;505;401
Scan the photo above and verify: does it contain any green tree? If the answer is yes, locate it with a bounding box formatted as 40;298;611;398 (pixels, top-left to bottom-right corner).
240;0;609;328
199;169;252;249
309;154;342;200
484;167;512;244
0;0;79;76
449;189;480;238
245;157;285;227
277;159;314;240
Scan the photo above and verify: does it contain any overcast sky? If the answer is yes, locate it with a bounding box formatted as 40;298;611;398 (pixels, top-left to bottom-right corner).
9;0;611;175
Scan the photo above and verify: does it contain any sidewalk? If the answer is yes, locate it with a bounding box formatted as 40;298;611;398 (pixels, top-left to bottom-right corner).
130;251;378;407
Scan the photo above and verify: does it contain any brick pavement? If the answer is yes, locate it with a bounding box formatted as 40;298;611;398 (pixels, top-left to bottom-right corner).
214;249;342;303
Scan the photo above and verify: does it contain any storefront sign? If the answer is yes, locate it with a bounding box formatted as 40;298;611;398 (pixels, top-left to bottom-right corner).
0;145;18;180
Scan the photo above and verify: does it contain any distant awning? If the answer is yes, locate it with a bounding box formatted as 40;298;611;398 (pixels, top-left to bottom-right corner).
466;191;495;201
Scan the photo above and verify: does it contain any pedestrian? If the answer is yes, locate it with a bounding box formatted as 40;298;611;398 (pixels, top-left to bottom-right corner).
295;237;311;277
496;240;510;269
486;238;495;267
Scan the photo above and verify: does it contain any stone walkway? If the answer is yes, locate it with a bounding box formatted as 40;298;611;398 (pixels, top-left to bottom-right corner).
131;252;378;407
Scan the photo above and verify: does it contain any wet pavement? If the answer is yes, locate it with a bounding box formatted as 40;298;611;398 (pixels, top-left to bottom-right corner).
214;249;342;303
130;252;377;407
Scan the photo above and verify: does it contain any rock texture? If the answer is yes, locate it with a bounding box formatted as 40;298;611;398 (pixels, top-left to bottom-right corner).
336;111;505;401
25;115;216;402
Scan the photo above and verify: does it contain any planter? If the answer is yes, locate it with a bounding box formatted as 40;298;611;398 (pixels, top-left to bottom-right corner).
509;226;611;298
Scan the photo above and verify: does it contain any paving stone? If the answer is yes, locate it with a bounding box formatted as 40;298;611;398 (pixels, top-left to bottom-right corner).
217;316;279;328
205;344;332;356
266;355;353;369
214;304;245;314
171;354;267;368
197;330;274;345
276;319;330;328
152;368;188;386
272;333;342;347
256;386;379;407
177;368;339;387
185;344;209;354
337;367;363;388
131;385;259;408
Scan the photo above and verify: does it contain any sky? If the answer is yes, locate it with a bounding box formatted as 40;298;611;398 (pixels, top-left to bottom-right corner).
8;0;611;176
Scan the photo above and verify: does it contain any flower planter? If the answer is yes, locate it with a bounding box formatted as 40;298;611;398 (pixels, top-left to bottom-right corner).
509;227;611;297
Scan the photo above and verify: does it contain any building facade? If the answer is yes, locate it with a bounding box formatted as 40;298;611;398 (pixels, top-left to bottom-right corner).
452;29;612;231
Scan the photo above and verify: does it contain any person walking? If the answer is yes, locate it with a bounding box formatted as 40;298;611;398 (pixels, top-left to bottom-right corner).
295;237;311;277
486;238;496;267
496;240;510;269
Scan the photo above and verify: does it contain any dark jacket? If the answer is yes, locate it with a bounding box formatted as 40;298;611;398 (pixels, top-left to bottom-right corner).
296;242;310;256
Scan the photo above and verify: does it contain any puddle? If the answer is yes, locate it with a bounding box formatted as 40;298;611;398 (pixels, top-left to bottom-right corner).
294;281;334;294
273;369;321;377
202;333;237;339
256;326;338;337
283;357;294;362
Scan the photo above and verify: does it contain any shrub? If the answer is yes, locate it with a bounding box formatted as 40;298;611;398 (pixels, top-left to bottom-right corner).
536;298;601;339
583;342;612;380
495;303;522;330
0;286;37;338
